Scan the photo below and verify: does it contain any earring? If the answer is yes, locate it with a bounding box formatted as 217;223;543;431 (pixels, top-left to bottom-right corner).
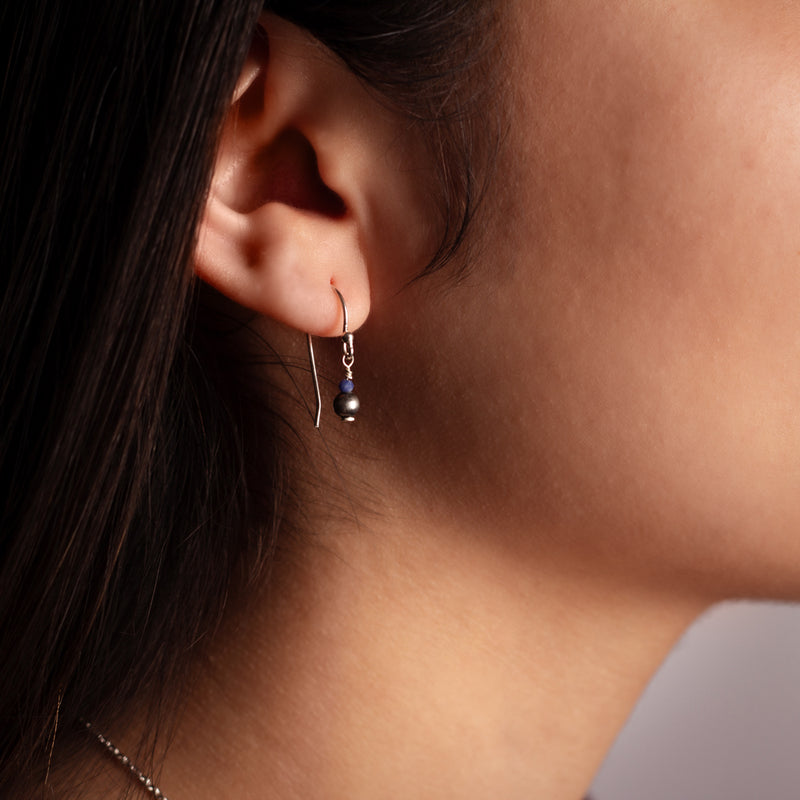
306;287;360;428
332;288;359;422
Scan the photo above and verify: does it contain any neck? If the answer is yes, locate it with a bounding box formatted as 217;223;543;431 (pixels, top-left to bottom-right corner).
148;507;703;800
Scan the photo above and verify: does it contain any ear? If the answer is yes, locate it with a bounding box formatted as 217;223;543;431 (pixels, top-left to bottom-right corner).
194;15;434;336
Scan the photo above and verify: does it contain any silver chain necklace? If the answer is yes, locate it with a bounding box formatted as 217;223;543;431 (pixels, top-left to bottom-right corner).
83;721;170;800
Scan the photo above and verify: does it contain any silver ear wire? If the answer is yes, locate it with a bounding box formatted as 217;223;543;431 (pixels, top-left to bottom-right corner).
332;288;359;423
307;332;321;429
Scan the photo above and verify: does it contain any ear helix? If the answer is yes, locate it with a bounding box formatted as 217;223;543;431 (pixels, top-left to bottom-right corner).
306;287;360;428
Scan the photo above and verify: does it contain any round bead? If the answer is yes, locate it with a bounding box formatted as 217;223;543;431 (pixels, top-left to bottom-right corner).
333;391;360;422
339;378;354;393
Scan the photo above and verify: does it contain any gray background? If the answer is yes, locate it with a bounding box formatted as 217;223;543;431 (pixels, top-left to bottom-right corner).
591;602;800;800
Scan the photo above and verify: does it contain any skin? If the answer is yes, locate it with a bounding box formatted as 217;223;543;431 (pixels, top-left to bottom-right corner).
369;0;800;602
82;2;800;798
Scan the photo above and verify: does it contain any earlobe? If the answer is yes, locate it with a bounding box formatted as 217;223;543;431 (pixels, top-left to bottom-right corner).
196;195;368;336
194;16;374;337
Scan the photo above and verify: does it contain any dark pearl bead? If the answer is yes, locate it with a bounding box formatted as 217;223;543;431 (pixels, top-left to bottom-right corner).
339;378;354;393
333;391;360;422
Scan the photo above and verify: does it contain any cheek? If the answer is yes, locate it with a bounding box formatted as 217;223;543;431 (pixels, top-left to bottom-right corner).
499;1;800;588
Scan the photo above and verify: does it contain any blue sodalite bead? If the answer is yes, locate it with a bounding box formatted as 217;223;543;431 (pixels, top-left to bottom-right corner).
339;379;354;393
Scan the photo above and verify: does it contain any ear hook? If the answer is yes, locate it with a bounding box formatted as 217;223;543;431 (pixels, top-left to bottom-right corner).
307;331;322;429
334;287;348;332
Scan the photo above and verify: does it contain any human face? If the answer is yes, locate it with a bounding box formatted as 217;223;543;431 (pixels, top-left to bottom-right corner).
370;0;800;599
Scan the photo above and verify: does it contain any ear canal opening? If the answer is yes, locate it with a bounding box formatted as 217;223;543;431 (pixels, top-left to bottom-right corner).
230;128;346;219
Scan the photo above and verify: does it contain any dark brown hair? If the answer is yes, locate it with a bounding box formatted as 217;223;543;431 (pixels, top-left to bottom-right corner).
0;1;497;795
